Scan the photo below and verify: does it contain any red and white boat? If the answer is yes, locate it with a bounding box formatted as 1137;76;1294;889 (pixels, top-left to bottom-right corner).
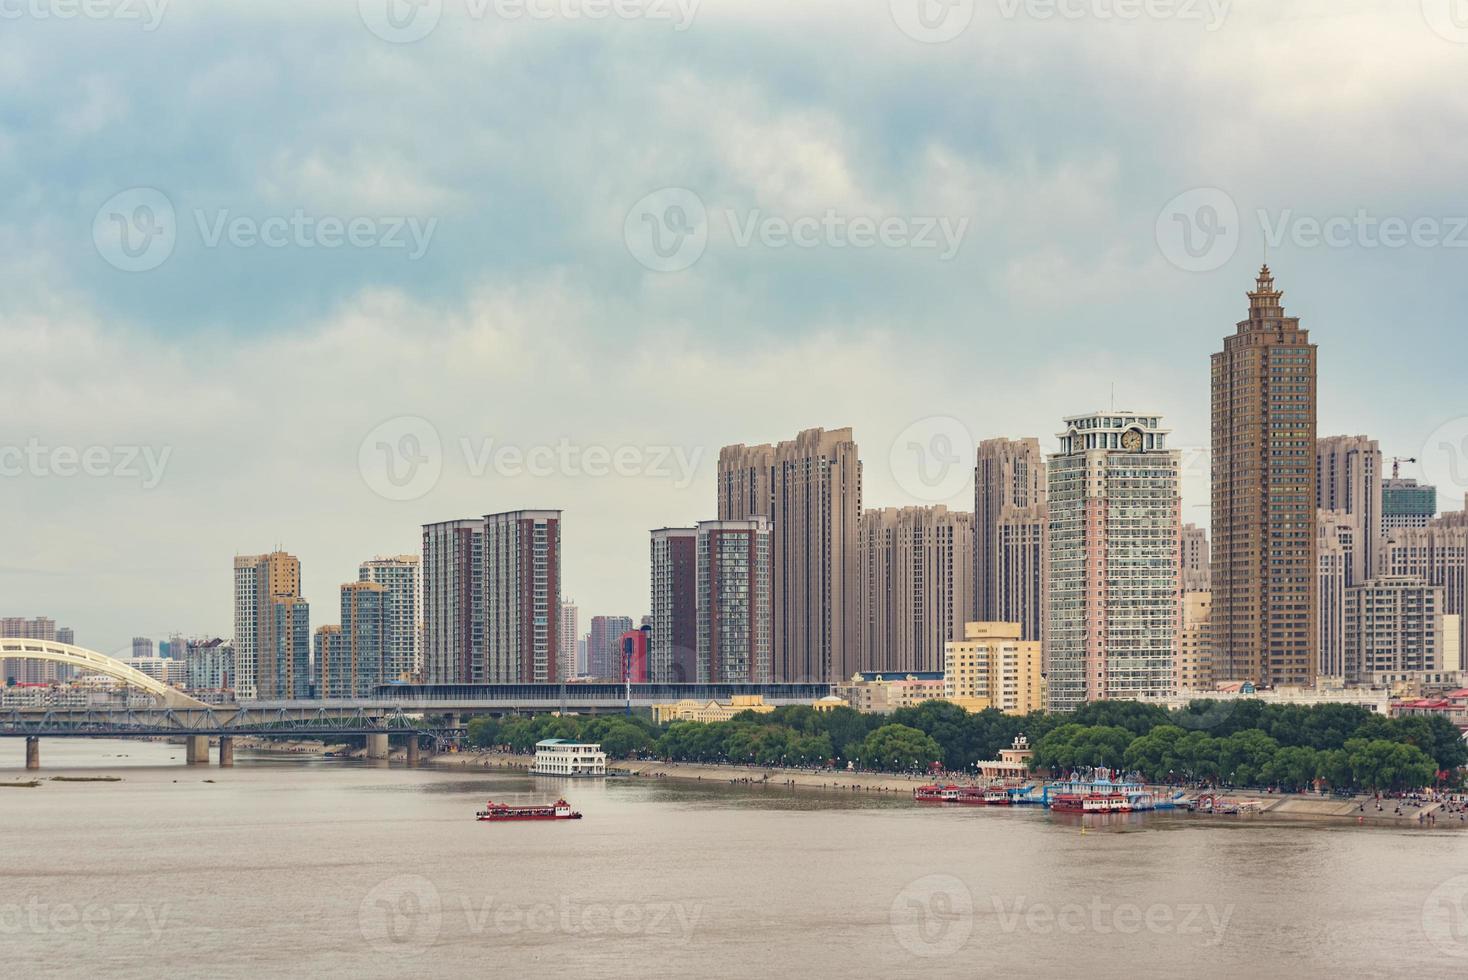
476;798;583;821
1050;793;1129;813
914;784;964;803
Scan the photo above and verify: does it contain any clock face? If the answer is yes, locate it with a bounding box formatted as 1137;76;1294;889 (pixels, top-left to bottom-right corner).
1121;428;1144;452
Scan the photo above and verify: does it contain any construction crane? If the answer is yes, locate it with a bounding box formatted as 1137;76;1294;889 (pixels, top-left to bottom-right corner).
1391;457;1417;479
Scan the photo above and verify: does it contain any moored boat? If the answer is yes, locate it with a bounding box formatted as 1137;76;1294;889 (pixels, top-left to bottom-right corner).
476;798;583;821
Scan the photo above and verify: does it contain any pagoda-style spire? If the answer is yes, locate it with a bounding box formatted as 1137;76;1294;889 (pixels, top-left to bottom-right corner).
1247;263;1284;319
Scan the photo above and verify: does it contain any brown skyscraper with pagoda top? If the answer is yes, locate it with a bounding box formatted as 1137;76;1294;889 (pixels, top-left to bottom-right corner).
1211;266;1319;687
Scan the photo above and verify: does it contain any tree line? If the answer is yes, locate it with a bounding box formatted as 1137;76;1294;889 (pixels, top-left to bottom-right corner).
464;698;1466;792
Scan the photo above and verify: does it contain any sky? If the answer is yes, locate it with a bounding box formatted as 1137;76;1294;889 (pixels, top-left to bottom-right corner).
3;0;1468;656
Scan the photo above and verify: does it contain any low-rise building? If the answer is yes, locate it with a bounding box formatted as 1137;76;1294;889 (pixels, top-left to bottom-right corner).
1392;688;1468;730
650;694;776;725
1143;683;1391;715
836;672;946;714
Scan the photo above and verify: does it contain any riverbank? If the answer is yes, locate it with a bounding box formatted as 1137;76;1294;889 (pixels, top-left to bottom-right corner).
423;750;1467;827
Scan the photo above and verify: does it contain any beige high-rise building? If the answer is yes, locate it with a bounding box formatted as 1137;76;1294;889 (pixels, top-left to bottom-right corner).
1317;510;1353;679
1177;590;1213;692
1381;501;1468;666
944;621;1045;715
1317;435;1382;585
233;551;303;700
1344;576;1443;684
973;438;1046;638
717;427;862;683
1181;523;1210;591
1211;266;1318;688
859;505;973;674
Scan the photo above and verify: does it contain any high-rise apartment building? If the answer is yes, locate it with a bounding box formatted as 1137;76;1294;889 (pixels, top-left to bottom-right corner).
1383;477;1437;530
184;637;233;695
1381;504;1468;667
974;438;1047;637
233;551;303;700
269;595;311;699
132;637;154;659
1317;510;1353;679
482;510;561;683
1317;435;1382;584
316;581;388;698
717;427;861;683
1047;411;1181;710
858;505;973;674
1177;591;1213;692
1344;576;1443;684
421;519;484;684
1211;267;1318;688
695;518;773;683
0;616;75;684
559;599;580;680
358;555;419;683
588;615;634;679
943;621;1046;714
649;528;698;682
1181;524;1211;591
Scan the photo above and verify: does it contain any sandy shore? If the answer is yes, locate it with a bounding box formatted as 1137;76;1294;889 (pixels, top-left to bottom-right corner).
420;750;1466;827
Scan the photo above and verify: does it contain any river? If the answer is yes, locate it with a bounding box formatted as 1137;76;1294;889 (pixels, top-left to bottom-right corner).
2;739;1465;977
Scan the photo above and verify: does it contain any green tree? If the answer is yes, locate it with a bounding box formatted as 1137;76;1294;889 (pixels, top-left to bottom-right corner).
856;724;943;772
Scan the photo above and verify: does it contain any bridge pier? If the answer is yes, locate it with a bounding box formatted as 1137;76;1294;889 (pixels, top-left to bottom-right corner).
406;737;420;766
25;736;39;771
366;733;390;760
186;735;210;765
218;736;234;768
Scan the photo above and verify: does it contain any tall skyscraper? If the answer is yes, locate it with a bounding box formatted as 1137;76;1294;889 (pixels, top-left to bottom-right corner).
717;426;862;683
269;595;311;699
1211;266;1318;688
1;616;75;684
1047;411;1181;710
1381;502;1468;667
233;551;303;700
649;528;698;682
1317;435;1382;584
1317;510;1353;679
1181;523;1210;591
559;599;580;680
482;510;562;683
132;637;154;658
695;518;773;683
421;519;484;684
359;555;419;682
994;504;1046;644
316;581;387;698
1383;477;1437;530
973;437;1046;631
858;505;973;674
588;615;634;679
